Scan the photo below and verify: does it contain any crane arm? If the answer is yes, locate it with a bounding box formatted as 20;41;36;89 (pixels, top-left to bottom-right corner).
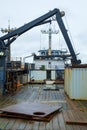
0;9;58;41
56;12;81;64
0;8;81;64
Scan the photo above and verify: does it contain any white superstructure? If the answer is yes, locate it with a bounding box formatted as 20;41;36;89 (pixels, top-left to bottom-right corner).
29;22;69;82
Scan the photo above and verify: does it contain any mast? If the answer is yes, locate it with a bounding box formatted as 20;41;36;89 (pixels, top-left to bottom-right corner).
41;21;59;55
1;20;16;61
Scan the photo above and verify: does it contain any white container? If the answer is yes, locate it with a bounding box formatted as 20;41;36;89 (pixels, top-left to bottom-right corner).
64;66;87;100
46;80;55;84
30;70;46;81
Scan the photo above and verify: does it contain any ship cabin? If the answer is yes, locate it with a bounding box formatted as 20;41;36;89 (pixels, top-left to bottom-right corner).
29;49;68;84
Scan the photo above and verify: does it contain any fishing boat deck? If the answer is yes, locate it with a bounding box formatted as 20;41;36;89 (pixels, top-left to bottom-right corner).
0;84;87;130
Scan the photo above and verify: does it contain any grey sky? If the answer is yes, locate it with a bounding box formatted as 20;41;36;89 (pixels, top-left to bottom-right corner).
0;0;87;63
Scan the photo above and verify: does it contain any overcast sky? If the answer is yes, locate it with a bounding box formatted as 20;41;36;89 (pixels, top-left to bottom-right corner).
0;0;87;63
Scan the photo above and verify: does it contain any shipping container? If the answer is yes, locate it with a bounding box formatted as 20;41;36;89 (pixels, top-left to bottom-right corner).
30;70;46;81
64;66;87;100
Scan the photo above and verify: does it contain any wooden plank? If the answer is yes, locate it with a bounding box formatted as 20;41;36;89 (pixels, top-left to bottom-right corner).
72;110;87;130
52;114;60;130
63;110;81;130
49;119;54;130
64;94;78;110
17;119;27;130
78;125;87;130
45;121;51;130
4;119;16;130
66;120;87;125
57;112;66;130
65;124;74;130
63;110;87;125
63;110;70;122
32;121;40;130
24;121;34;130
11;119;23;130
39;122;46;130
0;118;10;130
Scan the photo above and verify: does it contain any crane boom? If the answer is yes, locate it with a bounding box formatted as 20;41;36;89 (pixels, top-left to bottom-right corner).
56;12;81;64
0;9;58;41
0;8;81;64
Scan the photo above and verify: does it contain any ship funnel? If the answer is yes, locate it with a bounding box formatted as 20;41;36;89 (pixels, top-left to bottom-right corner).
60;11;65;17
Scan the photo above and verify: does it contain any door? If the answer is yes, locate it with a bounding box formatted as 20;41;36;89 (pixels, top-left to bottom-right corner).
46;70;51;80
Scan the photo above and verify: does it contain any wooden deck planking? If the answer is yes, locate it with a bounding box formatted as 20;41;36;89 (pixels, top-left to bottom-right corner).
57;112;66;130
3;119;16;130
66;110;81;130
0;118;10;130
24;121;34;130
52;115;60;130
39;122;46;130
0;84;87;130
10;119;24;130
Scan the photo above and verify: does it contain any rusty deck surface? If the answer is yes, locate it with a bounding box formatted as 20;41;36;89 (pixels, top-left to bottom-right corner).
0;84;87;130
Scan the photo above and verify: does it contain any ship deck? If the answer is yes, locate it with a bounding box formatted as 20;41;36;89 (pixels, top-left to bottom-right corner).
0;84;87;130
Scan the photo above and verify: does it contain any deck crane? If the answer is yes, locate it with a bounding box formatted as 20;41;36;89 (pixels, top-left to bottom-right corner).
0;8;81;94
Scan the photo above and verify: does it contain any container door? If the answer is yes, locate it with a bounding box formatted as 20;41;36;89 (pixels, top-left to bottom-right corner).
46;70;51;80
